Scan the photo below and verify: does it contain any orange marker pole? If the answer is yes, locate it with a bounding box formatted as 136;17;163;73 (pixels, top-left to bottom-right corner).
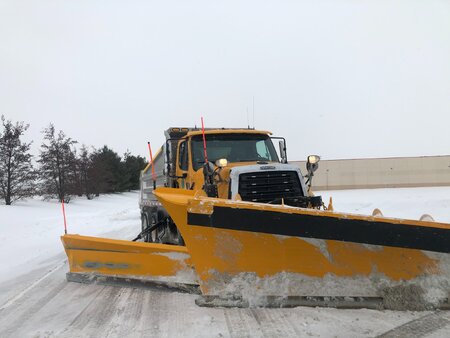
61;200;67;234
201;117;208;163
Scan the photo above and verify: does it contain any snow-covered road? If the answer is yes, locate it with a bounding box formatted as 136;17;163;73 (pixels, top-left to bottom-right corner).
0;261;433;338
0;188;449;337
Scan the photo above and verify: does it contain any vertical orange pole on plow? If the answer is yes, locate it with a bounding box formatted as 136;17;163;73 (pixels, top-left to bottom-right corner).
61;200;67;234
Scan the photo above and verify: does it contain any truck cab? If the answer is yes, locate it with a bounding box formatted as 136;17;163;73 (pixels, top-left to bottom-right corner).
140;127;321;245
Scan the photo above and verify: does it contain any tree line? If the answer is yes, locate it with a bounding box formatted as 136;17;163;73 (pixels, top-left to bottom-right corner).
0;115;147;205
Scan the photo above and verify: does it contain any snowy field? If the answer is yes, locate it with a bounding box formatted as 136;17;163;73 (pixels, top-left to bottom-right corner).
0;187;449;337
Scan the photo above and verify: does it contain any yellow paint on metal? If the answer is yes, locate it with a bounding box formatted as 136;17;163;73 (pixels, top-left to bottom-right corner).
186;129;272;137
154;187;446;294
62;234;193;279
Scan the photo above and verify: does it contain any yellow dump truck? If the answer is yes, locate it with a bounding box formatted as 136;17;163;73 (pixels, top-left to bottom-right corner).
62;127;450;310
138;127;322;245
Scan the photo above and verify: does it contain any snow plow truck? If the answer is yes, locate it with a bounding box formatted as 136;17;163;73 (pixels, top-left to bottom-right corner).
61;127;450;310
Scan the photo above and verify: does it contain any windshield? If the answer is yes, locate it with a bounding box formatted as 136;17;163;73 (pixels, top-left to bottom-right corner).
191;133;279;170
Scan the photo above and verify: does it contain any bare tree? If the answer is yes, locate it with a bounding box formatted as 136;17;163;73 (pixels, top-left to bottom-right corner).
0;115;36;205
38;124;77;202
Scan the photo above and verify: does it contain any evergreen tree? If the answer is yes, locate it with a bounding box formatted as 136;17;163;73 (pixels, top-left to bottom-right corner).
89;146;122;194
38;124;77;202
0;115;36;205
68;148;83;197
122;151;147;191
78;145;94;199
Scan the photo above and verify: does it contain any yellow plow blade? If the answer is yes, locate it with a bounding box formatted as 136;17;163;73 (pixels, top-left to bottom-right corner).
61;234;198;292
154;187;450;310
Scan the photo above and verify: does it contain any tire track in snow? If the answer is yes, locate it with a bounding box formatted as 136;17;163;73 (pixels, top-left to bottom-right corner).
0;265;68;337
61;286;123;337
376;311;450;338
113;288;146;337
135;289;164;337
69;287;168;338
102;288;147;338
277;310;311;337
59;284;107;336
250;308;301;338
0;260;65;311
223;308;301;338
224;309;255;337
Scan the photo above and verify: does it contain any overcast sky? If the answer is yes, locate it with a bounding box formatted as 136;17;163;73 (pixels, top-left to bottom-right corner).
1;0;449;161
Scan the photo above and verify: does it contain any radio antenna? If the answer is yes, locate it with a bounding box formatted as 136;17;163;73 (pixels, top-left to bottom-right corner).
252;96;255;129
247;107;250;129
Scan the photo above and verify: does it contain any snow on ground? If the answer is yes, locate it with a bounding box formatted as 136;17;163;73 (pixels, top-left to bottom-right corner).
0;192;140;285
0;187;449;337
318;186;450;224
0;192;140;306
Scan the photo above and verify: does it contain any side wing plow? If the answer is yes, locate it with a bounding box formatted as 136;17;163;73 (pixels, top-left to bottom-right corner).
61;234;198;293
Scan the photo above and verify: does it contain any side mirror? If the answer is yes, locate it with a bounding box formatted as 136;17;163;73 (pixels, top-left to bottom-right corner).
305;155;320;191
202;161;218;197
306;155;320;174
279;140;287;163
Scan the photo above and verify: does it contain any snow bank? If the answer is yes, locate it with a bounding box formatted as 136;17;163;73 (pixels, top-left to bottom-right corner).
0;192;140;285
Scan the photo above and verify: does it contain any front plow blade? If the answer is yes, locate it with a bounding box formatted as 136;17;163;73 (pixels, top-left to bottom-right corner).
154;187;450;310
61;234;198;293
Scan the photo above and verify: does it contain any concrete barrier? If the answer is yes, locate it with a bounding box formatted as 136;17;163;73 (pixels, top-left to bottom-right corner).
293;155;450;190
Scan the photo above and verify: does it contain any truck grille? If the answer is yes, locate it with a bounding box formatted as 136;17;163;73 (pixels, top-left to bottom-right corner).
238;171;304;203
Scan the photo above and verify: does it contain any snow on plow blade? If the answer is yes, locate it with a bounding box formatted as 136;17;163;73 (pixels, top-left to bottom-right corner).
154;188;450;310
61;234;198;293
